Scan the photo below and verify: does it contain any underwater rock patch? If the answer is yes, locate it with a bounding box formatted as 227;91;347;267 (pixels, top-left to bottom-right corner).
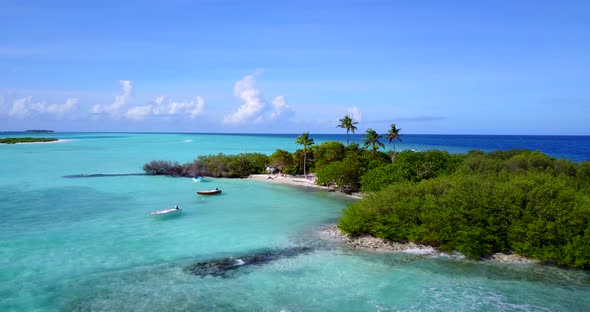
186;247;313;277
63;173;146;178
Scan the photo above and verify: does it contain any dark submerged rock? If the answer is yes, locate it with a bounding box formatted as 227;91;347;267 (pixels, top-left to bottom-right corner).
186;247;313;277
63;173;146;178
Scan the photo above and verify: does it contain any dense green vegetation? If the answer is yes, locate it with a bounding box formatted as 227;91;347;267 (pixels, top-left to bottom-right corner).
339;149;590;268
0;137;58;144
360;150;465;192
143;153;269;178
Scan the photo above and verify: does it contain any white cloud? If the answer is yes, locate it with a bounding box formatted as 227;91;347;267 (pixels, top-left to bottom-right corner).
126;105;153;121
90;80;133;117
126;96;205;121
46;98;79;116
224;73;294;125
268;96;294;121
347;106;362;122
224;74;265;124
8;97;32;118
7;96;79;118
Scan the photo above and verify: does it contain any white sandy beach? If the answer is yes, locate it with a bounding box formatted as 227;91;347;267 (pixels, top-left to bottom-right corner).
248;174;326;189
248;174;364;199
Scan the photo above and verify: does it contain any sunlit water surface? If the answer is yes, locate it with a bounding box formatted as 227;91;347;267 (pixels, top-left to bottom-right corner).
1;133;589;311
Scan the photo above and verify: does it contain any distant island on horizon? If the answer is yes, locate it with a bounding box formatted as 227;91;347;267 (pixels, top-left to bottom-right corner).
0;137;58;144
25;130;54;133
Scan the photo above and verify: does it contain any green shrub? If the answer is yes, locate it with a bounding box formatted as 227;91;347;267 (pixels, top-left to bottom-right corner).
339;151;590;268
316;153;364;193
360;150;464;192
312;141;346;170
143;153;269;178
269;149;295;172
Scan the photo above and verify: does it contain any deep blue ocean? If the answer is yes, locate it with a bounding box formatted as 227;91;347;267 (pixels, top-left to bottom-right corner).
1;132;589;312
241;133;590;162
3;132;588;161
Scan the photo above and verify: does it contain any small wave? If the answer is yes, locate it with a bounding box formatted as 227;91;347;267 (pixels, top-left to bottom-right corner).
437;251;466;259
234;259;246;266
183;139;193;142
402;247;436;255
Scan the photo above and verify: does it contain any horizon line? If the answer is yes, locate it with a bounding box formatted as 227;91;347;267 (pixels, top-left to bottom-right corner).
1;130;589;137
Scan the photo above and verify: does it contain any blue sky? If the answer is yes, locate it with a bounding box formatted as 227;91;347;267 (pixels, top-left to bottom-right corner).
1;0;589;135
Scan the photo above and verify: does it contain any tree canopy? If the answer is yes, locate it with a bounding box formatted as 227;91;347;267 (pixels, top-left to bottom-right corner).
385;123;402;154
337;115;358;145
361;128;384;158
339;149;590;268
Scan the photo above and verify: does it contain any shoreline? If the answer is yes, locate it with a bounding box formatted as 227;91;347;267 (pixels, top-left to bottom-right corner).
248;173;540;265
318;224;537;264
247;174;362;199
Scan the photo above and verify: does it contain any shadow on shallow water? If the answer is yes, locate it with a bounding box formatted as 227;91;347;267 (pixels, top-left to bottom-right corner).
63;173;146;178
185;246;314;278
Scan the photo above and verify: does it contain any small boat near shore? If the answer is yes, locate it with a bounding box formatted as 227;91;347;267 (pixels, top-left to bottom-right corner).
197;189;222;195
150;207;182;215
192;176;203;182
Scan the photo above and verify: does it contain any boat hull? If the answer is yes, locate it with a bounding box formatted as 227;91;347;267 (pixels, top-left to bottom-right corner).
197;189;222;195
150;208;182;215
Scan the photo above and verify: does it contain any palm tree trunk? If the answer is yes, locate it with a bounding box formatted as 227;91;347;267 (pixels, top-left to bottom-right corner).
346;130;350;145
303;147;307;176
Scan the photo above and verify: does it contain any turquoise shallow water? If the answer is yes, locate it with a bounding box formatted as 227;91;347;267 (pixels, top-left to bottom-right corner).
1;133;590;311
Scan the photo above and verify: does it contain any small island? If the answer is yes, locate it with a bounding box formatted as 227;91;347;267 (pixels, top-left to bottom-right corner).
25;130;55;133
0;137;58;144
141;118;590;269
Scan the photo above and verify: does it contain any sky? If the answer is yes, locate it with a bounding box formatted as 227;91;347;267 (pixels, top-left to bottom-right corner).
1;0;589;135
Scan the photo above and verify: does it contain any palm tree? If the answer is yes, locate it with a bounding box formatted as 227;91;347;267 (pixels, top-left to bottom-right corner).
337;115;358;145
296;131;315;176
361;128;384;158
385;123;402;154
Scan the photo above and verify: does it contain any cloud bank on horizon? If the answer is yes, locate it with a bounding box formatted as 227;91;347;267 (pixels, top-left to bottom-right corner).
88;80;205;121
6;96;79;119
0;73;308;131
126;96;205;121
90;80;133;118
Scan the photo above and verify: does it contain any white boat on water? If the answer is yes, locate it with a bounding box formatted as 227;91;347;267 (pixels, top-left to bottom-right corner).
150;207;182;215
192;176;203;182
197;189;222;195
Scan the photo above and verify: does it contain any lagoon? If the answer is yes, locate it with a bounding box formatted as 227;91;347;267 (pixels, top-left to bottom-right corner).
1;133;589;311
